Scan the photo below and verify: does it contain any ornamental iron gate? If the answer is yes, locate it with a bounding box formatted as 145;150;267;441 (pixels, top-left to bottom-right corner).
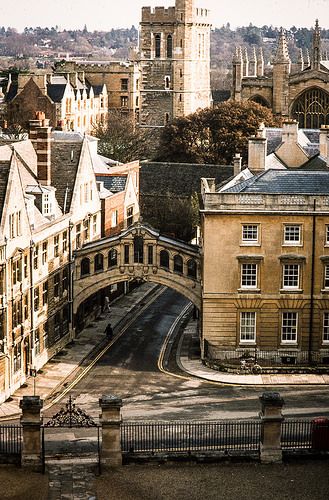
42;396;101;474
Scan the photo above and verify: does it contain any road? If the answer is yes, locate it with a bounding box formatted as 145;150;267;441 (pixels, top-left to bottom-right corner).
44;287;329;422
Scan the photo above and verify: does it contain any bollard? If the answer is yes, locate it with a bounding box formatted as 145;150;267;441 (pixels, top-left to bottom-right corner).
19;395;43;470
259;391;284;464
99;395;123;467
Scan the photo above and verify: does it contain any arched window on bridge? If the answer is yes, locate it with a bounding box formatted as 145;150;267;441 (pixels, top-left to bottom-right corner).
108;249;117;268
173;255;183;274
80;258;90;277
160;250;170;269
134;236;144;264
187;259;197;279
94;253;104;272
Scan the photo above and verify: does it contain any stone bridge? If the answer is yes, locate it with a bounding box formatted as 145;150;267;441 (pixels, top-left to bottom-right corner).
73;222;201;314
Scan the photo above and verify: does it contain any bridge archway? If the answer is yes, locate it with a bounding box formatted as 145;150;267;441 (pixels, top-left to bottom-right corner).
73;223;201;315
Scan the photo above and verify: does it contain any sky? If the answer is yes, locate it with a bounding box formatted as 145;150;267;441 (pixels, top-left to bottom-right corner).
2;0;328;32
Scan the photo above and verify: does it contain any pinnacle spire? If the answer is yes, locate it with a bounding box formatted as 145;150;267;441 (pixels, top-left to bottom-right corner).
312;19;321;70
274;28;291;63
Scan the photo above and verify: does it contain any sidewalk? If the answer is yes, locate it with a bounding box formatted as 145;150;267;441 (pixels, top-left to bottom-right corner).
0;282;159;421
178;317;329;386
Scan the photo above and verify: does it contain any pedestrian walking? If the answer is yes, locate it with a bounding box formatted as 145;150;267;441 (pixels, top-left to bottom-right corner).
105;322;113;340
104;296;111;315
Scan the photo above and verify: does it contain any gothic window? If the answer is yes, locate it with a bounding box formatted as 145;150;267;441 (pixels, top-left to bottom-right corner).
187;259;197;279
108;249;117;268
133;236;144;264
167;34;173;58
173;255;183;274
94;253;104;272
291;87;329;129
81;258;90;277
160;250;169;269
155;34;161;58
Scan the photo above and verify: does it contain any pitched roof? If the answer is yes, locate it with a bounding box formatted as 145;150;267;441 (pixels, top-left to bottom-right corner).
223;169;329;195
0;160;11;219
96;175;127;193
47;83;67;102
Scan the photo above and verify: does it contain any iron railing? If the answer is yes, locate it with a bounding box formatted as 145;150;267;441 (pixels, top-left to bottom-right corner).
0;425;22;455
121;420;261;454
282;418;329;451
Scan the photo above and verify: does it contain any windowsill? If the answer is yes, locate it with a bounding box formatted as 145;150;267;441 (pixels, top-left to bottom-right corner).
280;288;303;294
321;289;329;293
239;342;256;346
240;242;260;247
282;243;303;248
238;288;261;293
279;344;298;348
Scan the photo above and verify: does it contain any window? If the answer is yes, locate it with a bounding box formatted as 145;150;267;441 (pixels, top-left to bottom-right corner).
93;215;97;236
121;78;128;91
62;268;68;293
54;312;61;340
62;231;67;253
291;87;329;129
240;312;256;343
242;225;259;244
241;263;257;288
112;210;118;227
281;312;298;343
42;281;48;306
133;236;143;263
76;224;81;248
43;193;52;215
94;253;104;272
174;255;183;274
43;322;49;349
167;34;173;58
108;249;117;268
42;241;48;265
284;225;301;245
34;328;40;355
323;312;329;343
187;259;197;279
54;273;60;298
34;287;39;312
12;259;21;285
63;305;69;334
9;211;21;239
160;250;169;269
13;344;21;372
127;206;134;227
33;245;39;270
325;265;329;289
155;34;161;58
23;294;29;321
326;225;329;245
283;264;300;289
121;96;128;107
12;301;22;328
54;235;59;257
24;255;28;279
83;219;89;241
124;244;130;264
81;258;90;277
148;245;153;265
165;76;170;89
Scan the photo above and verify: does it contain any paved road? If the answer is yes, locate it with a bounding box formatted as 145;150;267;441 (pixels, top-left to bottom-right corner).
44;288;329;422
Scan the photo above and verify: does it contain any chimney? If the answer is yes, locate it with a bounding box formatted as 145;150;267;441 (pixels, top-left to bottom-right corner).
248;123;267;172
319;125;329;159
29;112;51;185
233;153;242;176
281;119;298;145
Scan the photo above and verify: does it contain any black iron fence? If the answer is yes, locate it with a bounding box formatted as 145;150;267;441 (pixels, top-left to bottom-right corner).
0;425;22;455
121;420;261;454
282;418;329;451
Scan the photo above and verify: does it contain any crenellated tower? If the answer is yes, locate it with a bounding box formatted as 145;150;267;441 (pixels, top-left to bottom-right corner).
139;0;212;128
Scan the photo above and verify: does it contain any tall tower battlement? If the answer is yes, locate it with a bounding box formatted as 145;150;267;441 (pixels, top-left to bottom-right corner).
139;0;212;128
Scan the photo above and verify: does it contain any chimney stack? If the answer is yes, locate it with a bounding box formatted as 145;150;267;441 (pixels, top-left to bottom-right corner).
29;111;52;186
319;125;329;160
233;153;242;176
248;123;267;172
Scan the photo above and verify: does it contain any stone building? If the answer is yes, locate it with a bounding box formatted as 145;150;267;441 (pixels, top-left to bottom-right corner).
4;72;108;133
232;20;329;128
139;0;212;127
0;114;139;403
200;126;329;366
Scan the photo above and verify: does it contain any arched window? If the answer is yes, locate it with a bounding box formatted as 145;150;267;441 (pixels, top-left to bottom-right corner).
187;259;197;279
160;250;169;269
80;258;90;277
167;34;173;58
291;87;329;129
155;34;161;58
134;236;144;263
94;253;104;272
173;255;183;274
108;248;117;268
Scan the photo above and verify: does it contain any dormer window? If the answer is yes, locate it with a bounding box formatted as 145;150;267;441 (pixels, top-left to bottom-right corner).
43;193;51;216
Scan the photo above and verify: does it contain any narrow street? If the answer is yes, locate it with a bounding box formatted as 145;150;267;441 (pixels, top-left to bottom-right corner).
44;287;329;423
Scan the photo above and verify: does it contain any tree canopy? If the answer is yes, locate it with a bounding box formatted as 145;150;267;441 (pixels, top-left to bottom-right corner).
156;101;280;165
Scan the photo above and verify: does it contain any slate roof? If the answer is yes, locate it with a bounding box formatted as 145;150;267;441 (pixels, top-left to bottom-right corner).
92;85;105;96
0;160;10;218
222;169;329;195
96;175;127;193
47;84;67;103
51;141;83;212
5;81;18;101
265;127;320;158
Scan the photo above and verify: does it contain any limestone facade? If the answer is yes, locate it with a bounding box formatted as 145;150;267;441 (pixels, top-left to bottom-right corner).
232;21;329;129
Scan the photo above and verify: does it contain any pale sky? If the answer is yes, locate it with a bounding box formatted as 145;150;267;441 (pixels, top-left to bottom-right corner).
2;0;328;32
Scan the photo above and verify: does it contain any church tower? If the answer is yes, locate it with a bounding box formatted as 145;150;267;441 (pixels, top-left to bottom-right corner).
272;28;291;117
139;0;212;128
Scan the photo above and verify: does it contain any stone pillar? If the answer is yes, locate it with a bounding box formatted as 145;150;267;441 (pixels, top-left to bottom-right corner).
19;396;43;470
99;395;123;467
259;392;284;464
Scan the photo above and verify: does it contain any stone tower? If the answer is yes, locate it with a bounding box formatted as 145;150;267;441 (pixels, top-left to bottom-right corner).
272;28;291;117
139;0;212;128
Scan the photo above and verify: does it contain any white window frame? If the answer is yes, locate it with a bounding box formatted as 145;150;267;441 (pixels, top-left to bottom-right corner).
326;225;329;246
111;210;118;227
240;311;256;343
241;263;258;289
323;312;329;344
281;312;298;344
324;265;329;289
241;224;259;245
282;263;300;290
283;224;301;245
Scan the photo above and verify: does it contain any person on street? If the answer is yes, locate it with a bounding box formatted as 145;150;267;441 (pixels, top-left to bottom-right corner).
105;323;113;340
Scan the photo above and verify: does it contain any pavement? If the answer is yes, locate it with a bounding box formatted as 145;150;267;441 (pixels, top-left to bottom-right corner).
1;283;328;421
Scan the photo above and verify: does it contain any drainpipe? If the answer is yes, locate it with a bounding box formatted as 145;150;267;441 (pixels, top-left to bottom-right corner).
29;241;35;370
68;221;74;340
308;199;316;366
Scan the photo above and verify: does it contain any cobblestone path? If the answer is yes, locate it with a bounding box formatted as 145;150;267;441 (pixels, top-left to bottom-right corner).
47;463;97;500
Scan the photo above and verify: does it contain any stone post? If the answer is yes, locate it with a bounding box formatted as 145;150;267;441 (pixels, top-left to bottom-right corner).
259;392;284;464
19;395;43;470
99;395;122;467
